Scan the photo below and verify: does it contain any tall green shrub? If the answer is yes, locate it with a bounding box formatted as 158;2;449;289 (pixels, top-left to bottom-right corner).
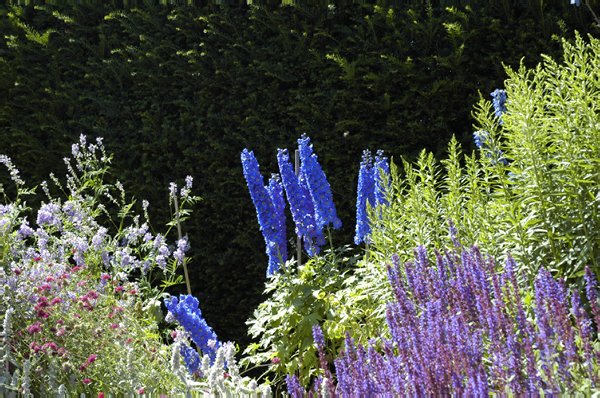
336;32;600;349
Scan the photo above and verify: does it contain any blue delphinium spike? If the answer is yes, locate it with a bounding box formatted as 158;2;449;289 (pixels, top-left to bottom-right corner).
241;149;287;276
298;170;325;256
355;150;375;245
298;135;342;230
491;89;508;124
165;295;221;364
266;174;287;276
374;150;390;206
180;343;201;374
277;148;322;257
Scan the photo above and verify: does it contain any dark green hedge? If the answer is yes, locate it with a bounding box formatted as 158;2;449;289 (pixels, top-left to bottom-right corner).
0;1;595;349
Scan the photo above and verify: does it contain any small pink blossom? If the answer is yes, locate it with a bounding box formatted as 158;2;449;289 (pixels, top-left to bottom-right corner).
126;338;133;344
271;357;281;365
28;322;42;334
101;274;111;280
12;269;21;275
56;319;64;325
83;378;91;384
129;290;137;294
51;298;63;305
87;291;99;299
109;324;119;329
88;354;97;363
72;266;81;272
33;256;41;261
115;286;124;292
56;329;66;337
78;281;87;287
46;276;55;282
74;314;81;319
138;388;145;395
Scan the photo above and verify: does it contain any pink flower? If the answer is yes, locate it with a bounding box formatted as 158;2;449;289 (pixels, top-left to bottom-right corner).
87;291;99;299
129;290;137;294
56;329;66;337
83;378;91;384
171;331;178;339
77;281;87;287
109;324;119;329
126;339;133;344
12;269;21;275
72;249;77;254
72;266;81;272
98;394;105;398
33;256;41;261
56;319;64;325
138;388;145;395
47;263;53;267
74;314;81;319
37;309;50;319
88;354;97;363
51;298;63;305
28;322;42;334
115;286;124;292
271;357;281;365
46;277;55;282
101;275;111;280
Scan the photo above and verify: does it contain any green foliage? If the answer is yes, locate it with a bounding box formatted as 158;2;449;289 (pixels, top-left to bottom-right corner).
242;244;359;388
340;31;600;348
0;1;594;350
473;31;600;283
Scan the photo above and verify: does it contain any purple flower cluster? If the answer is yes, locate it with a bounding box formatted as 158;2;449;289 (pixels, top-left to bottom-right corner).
164;294;221;363
354;150;390;245
304;236;600;394
241;149;288;276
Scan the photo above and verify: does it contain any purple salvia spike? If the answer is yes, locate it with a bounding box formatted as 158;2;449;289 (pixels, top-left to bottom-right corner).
584;266;600;332
334;355;350;395
448;218;461;248
571;289;598;385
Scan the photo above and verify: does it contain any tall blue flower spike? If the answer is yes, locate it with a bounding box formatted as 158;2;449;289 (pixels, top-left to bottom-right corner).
266;174;287;276
277;148;323;257
241;149;287;276
355;150;375;245
165;294;221;364
297;135;342;230
374;150;390;207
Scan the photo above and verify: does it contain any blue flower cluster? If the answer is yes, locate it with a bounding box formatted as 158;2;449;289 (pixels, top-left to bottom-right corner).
472;131;508;166
298;136;342;231
491;89;507;124
266;174;288;276
355;150;390;245
180;343;201;374
374;150;390;206
165;294;221;363
277;149;324;257
241;149;288;276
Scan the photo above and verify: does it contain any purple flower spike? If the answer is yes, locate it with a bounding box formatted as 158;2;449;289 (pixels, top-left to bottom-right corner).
584;266;600;330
